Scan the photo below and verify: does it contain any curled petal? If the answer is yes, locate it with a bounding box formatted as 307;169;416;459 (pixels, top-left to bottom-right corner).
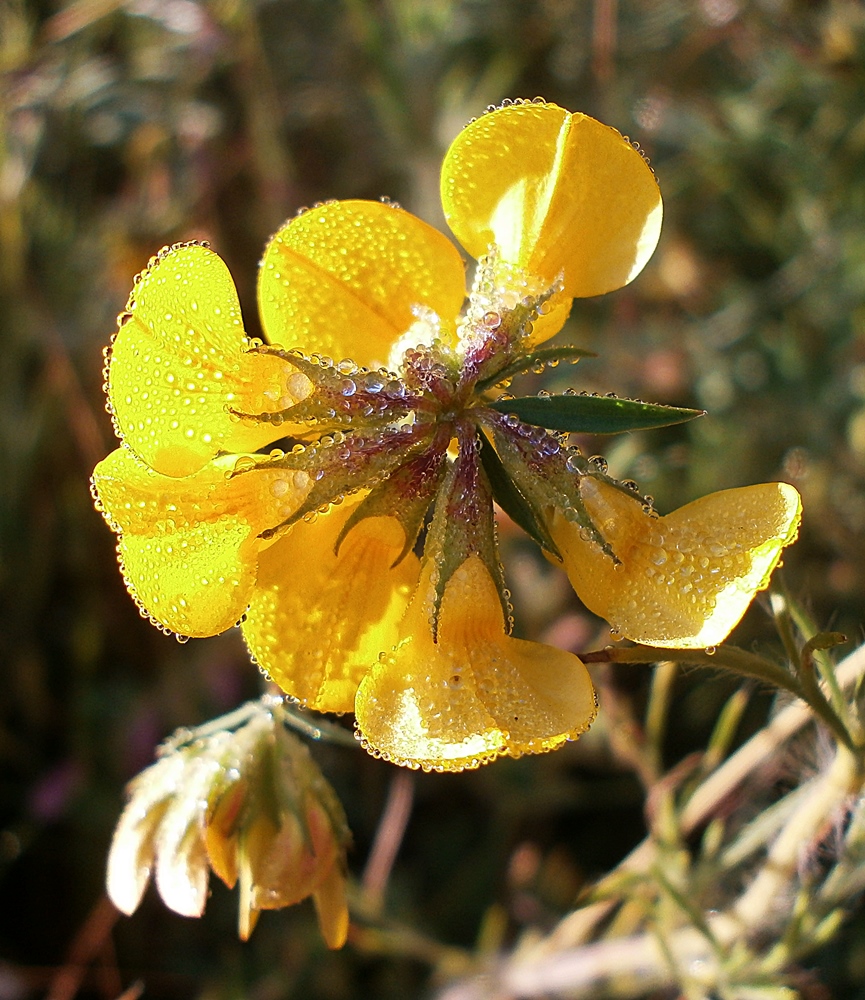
92;447;313;637
151;746;233;917
258;200;467;368
441;103;662;300
355;556;596;772
243;499;419;713
312;865;350;950
243;812;311;910
108;243;311;477
106;756;186;914
549;479;802;648
154;808;211;918
204;779;246;889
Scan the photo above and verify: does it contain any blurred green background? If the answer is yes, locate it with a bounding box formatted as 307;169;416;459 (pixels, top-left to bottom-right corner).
3;0;865;996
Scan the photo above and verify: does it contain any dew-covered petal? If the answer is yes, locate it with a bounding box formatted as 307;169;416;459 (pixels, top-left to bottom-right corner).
92;447;313;637
154;815;210;918
258;200;467;368
106;756;186;914
108;242;312;478
441;103;662;300
151;755;218;917
355;556;596;771
242;499;419;713
549;479;802;648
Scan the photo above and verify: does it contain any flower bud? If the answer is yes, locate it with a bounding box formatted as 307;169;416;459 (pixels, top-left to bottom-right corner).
107;701;350;947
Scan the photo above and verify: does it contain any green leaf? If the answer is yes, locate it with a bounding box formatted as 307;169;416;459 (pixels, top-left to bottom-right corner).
478;432;561;558
476;345;596;391
489;393;705;434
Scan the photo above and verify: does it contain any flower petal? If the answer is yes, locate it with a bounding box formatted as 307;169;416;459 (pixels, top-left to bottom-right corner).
152;755;218;917
355;556;596;771
242;498;419;713
549;479;802;648
441;103;662;299
106;757;185;914
92;447;313;637
108;242;312;477
258;200;467;368
312;865;350;950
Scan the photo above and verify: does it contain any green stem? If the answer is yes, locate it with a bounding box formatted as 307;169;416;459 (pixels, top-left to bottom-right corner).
581;644;858;754
777;575;848;717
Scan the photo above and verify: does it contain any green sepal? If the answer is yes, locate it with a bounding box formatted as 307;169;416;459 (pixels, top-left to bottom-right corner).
423;429;509;639
480;412;619;565
334;433;450;566
476;345;596;392
231;424;435;540
489;393;705;434
478;431;561;558
227;346;419;434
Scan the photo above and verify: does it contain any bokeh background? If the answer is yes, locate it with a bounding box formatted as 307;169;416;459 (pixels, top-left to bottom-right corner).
3;0;865;997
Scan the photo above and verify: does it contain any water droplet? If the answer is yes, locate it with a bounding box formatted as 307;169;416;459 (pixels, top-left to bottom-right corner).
704;646;717;656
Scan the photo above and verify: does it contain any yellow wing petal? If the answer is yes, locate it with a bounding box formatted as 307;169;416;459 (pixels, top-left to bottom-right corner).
355;556;596;771
550;479;802;648
242;499;419;713
258;200;467;369
92;447;312;637
441;103;662;300
108;243;311;477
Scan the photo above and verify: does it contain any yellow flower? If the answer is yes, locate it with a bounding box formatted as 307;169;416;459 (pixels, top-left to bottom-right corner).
106;704;350;947
548;477;802;648
92;99;800;772
355;555;596;771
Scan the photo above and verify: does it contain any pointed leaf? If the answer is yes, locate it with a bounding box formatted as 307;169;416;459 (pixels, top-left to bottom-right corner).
478;432;560;557
423;429;508;637
489;393;705;434
335;436;449;565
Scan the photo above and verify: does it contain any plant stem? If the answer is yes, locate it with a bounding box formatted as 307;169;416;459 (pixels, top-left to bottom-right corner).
581;643;858;753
